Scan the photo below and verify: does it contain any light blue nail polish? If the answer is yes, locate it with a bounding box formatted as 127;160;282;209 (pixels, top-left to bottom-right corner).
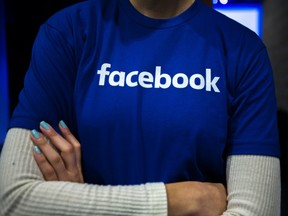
59;120;68;128
40;121;50;130
33;145;41;154
31;129;40;139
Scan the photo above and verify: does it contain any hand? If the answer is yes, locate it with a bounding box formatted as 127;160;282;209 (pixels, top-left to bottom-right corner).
166;181;227;216
31;120;84;183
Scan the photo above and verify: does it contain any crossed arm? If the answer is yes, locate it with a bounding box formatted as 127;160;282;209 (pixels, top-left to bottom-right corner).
0;121;281;216
31;121;227;215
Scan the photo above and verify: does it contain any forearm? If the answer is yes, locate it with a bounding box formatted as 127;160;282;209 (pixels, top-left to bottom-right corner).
222;155;281;216
0;128;167;216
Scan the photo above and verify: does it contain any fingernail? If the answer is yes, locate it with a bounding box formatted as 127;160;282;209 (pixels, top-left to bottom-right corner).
33;145;41;154
40;121;50;130
31;129;40;139
59;120;68;128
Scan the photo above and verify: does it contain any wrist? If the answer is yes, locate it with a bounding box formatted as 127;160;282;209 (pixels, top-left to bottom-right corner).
166;182;198;216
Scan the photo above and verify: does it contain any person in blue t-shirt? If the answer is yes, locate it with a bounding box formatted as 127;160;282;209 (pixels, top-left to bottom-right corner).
0;0;280;215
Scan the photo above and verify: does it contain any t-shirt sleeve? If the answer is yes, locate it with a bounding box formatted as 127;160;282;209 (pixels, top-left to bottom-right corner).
227;35;280;157
10;21;77;132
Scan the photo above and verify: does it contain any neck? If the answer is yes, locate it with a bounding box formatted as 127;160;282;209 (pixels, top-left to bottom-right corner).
129;0;195;19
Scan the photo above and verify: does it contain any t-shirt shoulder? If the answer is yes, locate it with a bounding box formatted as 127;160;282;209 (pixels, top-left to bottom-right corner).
203;4;265;53
203;4;264;51
44;1;90;29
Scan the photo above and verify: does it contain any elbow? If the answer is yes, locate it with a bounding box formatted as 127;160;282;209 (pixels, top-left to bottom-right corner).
0;128;43;215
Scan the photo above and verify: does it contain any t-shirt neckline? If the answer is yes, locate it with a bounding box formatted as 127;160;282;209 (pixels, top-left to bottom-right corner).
119;0;201;29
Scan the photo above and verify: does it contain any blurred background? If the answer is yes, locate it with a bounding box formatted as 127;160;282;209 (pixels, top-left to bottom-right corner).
0;0;287;214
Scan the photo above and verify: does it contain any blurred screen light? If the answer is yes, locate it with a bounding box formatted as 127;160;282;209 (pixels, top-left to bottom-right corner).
214;4;263;37
0;0;9;146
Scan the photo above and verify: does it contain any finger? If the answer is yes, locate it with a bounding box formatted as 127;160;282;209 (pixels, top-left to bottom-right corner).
31;129;67;180
59;120;84;182
59;120;82;170
39;121;77;172
32;145;58;181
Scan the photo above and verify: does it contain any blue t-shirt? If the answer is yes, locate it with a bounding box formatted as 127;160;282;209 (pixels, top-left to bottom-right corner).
10;0;280;185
